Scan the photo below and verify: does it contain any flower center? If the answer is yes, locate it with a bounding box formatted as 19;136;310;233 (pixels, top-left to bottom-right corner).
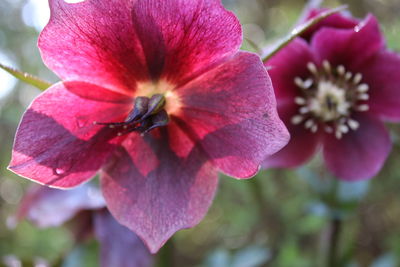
291;60;369;139
94;94;169;136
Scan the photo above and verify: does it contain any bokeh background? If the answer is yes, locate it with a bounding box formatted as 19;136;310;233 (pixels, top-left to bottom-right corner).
0;0;399;266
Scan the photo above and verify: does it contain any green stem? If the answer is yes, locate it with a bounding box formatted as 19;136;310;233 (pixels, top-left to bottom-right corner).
325;180;343;267
262;5;348;63
156;239;174;267
0;63;52;90
328;217;342;267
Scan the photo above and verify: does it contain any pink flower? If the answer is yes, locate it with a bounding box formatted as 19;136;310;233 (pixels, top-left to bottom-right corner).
263;10;400;181
8;0;289;252
17;184;153;267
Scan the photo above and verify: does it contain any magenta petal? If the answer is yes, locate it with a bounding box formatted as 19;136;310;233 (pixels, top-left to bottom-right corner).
131;0;242;83
9;82;130;188
101;133;218;253
359;50;400;121
266;38;316;101
177;52;289;178
40;0;147;94
322;115;392;181
94;210;153;267
311;15;384;69
18;184;105;228
263;102;320;168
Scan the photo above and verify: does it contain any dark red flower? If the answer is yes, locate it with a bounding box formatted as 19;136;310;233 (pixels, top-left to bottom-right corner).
263;10;400;181
17;184;153;267
8;0;289;252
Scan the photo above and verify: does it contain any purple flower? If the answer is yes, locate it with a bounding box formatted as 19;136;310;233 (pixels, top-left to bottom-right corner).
8;0;289;252
263;10;400;180
17;184;153;267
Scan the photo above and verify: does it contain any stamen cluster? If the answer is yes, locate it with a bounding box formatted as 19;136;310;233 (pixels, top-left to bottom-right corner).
291;60;370;139
94;94;169;136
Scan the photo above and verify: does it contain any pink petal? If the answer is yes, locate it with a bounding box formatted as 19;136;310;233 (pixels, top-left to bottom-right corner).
101;133;218;253
17;184;105;228
311;15;384;70
40;0;147;94
9;82;130;188
265;38;316;101
131;0;242;83
263;102;320;168
177;52;290;178
359;50;400;122
301;8;359;41
41;0;242;92
94;210;153;267
322;115;392;181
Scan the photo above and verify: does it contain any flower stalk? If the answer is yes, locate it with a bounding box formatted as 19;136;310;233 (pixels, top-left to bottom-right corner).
262;5;348;62
0;63;52;90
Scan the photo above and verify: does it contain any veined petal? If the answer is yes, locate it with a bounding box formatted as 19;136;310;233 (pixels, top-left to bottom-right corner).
40;0;147;94
101;132;218;253
311;15;384;70
8;82;130;188
17;184;105;228
131;0;242;83
263;101;320;168
177;52;289;178
322;115;392;181
360;50;400;122
94;210;153;267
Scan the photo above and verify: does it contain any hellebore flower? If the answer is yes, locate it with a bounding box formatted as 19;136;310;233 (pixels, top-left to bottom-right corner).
17;184;153;267
8;0;289;252
263;10;400;181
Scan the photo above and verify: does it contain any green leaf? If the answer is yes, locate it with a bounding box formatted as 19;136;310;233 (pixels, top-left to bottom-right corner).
262;5;348;62
0;63;52;91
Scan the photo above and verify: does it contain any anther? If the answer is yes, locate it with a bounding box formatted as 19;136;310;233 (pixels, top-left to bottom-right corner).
353;73;363;84
345;72;352;81
294;97;306;105
307;62;318;75
357;94;369;101
291;115;304;125
357;84;369;93
356;104;369;112
348;119;360;130
323;60;331;73
337;65;345;76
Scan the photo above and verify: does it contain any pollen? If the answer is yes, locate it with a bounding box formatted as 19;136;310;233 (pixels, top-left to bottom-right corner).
136;80;182;116
292;61;370;139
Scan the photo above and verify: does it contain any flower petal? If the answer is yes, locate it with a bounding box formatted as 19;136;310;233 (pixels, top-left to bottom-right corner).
263;102;320;168
266;38;316;101
40;0;147;94
177;52;290;178
8;82;130;188
94;210;153;267
101;132;218;253
322;115;392;181
17;184;105;228
359;50;400;122
311;15;384;69
131;0;242;83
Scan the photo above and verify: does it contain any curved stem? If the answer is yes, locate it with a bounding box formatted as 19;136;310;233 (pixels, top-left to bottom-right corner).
262;6;347;63
328;217;342;267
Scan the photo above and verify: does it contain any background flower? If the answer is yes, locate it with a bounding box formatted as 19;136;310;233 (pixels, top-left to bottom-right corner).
263;9;400;181
17;183;153;267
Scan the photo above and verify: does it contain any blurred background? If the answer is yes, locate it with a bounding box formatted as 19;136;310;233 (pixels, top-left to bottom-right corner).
0;0;399;266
